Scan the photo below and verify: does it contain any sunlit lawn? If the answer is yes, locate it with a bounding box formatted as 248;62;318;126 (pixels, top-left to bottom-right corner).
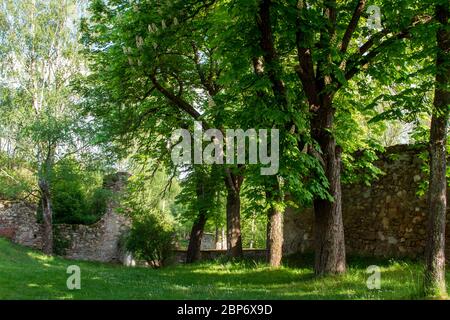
0;238;444;300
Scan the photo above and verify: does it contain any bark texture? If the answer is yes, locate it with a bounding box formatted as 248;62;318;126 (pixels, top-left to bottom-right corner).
295;0;346;275
266;206;283;267
225;170;244;258
185;210;207;263
311;103;346;275
39;178;53;255
256;0;288;268
424;2;449;298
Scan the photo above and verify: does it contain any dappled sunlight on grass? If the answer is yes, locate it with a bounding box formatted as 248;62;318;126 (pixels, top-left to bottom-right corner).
27;251;55;263
0;238;447;300
27;283;39;288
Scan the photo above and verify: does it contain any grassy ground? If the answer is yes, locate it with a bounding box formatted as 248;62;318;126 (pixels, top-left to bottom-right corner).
0;238;445;300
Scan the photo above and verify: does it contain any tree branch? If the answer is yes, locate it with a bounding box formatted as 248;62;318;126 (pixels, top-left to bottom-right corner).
150;72;206;125
344;14;433;83
340;0;367;53
256;0;288;106
295;0;320;108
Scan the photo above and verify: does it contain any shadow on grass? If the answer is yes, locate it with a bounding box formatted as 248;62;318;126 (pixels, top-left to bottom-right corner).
0;238;439;300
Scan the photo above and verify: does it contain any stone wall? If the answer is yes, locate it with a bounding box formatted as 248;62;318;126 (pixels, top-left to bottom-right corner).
0;201;44;249
54;208;130;263
3;146;449;264
284;144;450;259
0;172;131;263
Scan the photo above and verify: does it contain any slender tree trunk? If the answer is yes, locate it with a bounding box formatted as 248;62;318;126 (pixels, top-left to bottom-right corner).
424;2;449;298
254;0;287;268
311;100;346;275
185;210;207;263
266;206;283;267
39;178;53;255
250;214;256;249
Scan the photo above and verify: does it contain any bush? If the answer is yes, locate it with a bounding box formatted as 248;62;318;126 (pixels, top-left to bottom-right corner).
86;188;113;222
125;211;175;267
52;227;70;256
37;158;111;225
51;187;88;224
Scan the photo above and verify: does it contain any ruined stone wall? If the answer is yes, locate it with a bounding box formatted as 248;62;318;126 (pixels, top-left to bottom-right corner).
0;172;131;263
284;144;450;259
0;201;43;249
53;208;130;263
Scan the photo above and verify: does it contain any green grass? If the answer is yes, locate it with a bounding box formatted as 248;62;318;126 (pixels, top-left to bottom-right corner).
0;238;446;300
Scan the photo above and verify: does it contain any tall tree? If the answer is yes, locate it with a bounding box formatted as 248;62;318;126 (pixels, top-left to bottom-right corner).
0;0;87;254
254;0;288;267
424;0;449;298
179;166;221;263
79;0;248;258
291;0;430;274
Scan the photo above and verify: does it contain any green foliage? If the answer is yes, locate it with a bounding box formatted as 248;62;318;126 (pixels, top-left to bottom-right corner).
241;212;267;249
36;158;111;225
52;227;70;256
174;166;222;222
119;162;179;265
89;188;113;219
0;153;35;200
125;210;175;267
341;146;386;186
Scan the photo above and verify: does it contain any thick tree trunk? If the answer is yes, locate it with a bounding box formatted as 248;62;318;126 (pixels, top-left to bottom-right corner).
39;179;53;255
266;206;283;267
185;210;207;263
311;101;346;275
424;2;449;298
226;188;243;258
224;169;243;258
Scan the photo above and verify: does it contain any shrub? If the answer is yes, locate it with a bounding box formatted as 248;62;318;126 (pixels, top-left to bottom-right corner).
51;188;88;224
86;188;113;222
52;227;70;256
125;210;175;267
37;158;111;225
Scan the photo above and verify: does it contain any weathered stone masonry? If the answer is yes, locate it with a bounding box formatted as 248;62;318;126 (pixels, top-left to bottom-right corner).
2;146;449;263
0;172;131;263
284;144;450;259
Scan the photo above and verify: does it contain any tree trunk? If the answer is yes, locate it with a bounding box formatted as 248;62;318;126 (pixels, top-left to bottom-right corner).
311;101;346;275
226;187;243;258
186;173;210;264
185;210;207;263
39;178;53;255
224;169;243;258
266;206;283;267
250;215;256;249
424;2;449;298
